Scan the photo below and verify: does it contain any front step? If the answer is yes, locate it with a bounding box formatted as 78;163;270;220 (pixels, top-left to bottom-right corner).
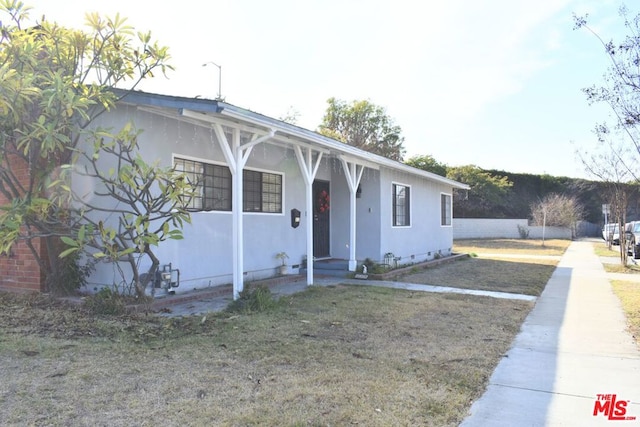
300;259;351;278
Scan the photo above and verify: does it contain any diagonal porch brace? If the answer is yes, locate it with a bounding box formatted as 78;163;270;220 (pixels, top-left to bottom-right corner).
213;123;275;299
294;145;324;285
340;157;365;271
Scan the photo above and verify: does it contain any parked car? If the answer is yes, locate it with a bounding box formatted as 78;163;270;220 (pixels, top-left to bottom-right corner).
603;223;620;245
625;221;640;259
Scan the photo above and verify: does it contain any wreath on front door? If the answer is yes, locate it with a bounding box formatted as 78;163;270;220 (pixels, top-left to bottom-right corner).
317;190;330;213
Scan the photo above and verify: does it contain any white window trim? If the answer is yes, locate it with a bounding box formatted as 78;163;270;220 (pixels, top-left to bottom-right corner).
172;153;226;167
441;192;452;227
391;181;412;228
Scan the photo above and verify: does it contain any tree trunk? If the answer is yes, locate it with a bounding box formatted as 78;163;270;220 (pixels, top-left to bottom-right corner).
131;246;160;298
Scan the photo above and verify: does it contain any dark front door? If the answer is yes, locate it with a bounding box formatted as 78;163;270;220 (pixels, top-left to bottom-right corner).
313;180;330;258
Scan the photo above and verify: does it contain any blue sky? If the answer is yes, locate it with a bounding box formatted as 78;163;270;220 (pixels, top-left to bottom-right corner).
25;0;630;179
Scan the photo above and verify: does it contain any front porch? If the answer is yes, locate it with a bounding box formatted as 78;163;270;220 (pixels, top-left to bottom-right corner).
298;252;470;280
300;258;352;278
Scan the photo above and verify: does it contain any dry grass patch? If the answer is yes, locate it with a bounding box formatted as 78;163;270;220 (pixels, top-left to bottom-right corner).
400;238;567;296
0;285;532;426
591;241;640;274
454;239;570;256
593;240;625;258
603;263;640;274
401;257;557;296
611;281;640;348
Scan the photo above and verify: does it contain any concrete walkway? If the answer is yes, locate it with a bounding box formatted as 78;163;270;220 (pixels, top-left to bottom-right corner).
341;279;537;301
478;253;563;261
155;276;536;317
460;240;640;426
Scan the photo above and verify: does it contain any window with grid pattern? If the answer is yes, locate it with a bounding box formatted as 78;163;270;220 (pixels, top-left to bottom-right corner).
243;170;282;213
441;193;451;226
174;158;231;211
174;158;282;213
392;183;410;226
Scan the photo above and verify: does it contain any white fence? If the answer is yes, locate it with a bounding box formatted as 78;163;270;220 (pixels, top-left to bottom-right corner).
453;218;572;240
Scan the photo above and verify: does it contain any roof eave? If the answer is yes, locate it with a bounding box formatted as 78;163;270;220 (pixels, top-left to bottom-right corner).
218;104;470;190
113;89;470;190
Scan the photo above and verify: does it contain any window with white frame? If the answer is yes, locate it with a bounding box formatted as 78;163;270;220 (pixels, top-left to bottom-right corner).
243;169;282;213
441;193;452;226
174;158;231;211
174;157;282;213
392;183;411;226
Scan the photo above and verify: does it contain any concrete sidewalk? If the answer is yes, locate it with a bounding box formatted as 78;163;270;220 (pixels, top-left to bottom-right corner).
460;240;640;426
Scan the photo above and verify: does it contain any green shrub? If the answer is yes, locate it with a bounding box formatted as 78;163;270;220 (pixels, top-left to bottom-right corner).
227;284;278;313
371;263;388;274
48;252;95;296
361;258;376;269
84;287;126;316
517;224;530;239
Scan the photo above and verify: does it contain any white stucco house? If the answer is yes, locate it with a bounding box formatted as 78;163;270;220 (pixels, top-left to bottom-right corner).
83;90;469;298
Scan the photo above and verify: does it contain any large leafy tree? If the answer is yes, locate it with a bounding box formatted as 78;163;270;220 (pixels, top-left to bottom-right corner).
0;1;190;296
318;97;406;161
404;154;448;177
446;165;513;218
56;123;194;297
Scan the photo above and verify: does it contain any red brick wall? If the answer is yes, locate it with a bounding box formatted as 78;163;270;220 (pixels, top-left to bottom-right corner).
0;153;46;293
0;239;45;293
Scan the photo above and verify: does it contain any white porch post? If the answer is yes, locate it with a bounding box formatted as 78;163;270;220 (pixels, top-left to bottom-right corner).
340;157;364;271
213;124;274;299
232;143;243;299
294;145;323;285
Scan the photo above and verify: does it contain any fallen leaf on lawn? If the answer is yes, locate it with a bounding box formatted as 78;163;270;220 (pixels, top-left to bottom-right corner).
48;371;68;378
